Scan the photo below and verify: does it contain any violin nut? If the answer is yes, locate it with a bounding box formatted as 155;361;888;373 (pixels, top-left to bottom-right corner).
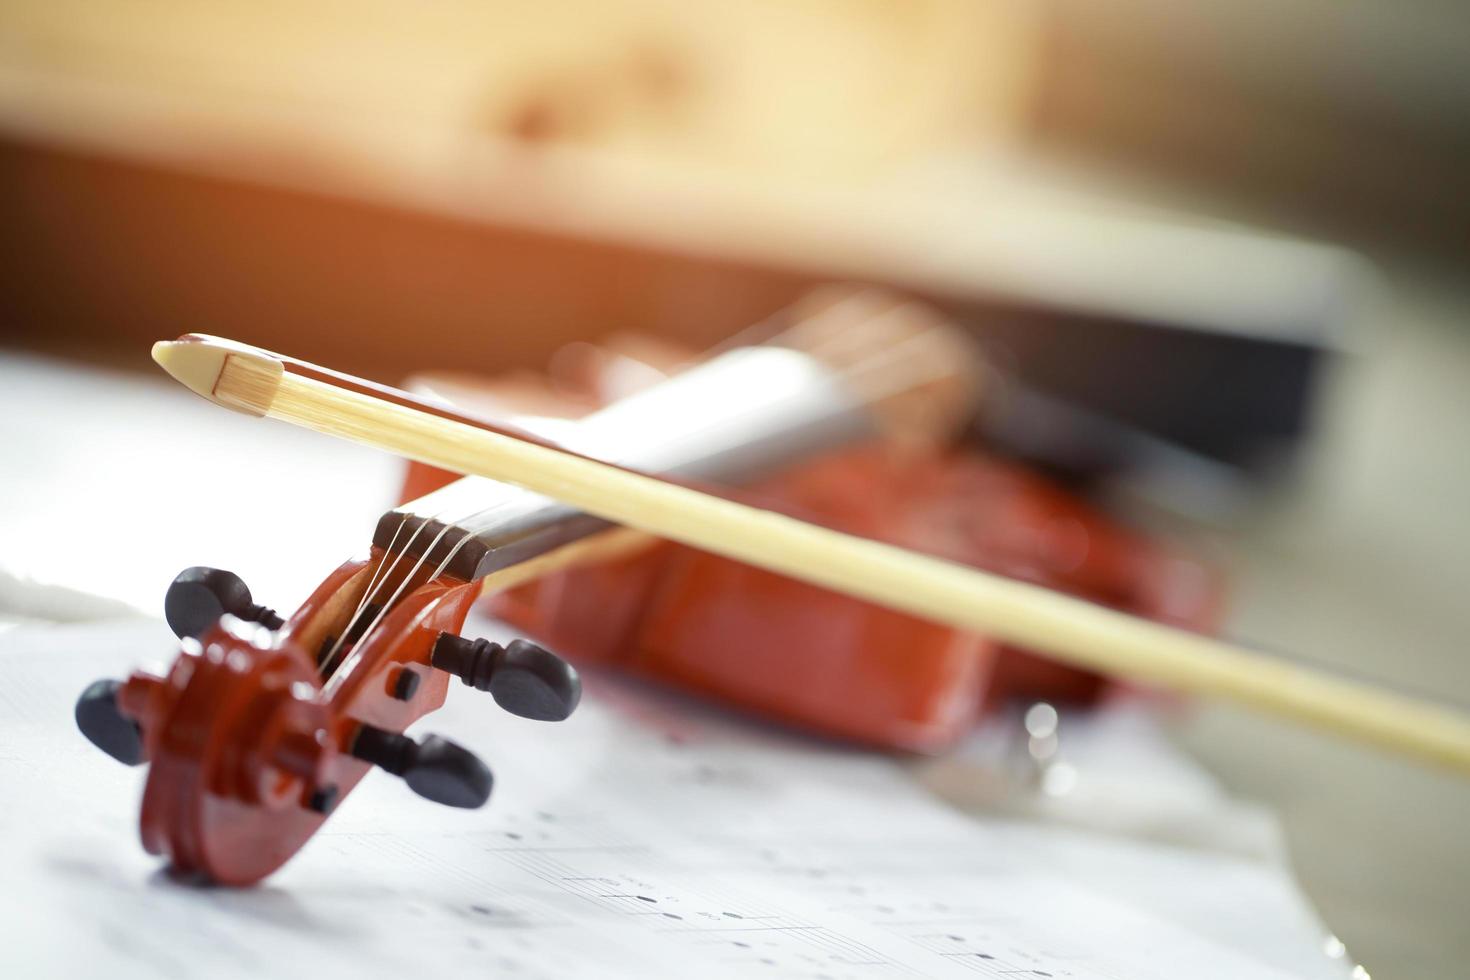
430;634;581;722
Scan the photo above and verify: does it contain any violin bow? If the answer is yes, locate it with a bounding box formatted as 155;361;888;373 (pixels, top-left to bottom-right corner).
153;334;1470;776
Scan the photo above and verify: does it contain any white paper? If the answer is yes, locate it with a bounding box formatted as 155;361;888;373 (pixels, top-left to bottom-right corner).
0;618;1341;979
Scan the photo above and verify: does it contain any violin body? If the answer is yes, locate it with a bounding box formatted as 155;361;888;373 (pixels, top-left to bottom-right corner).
404;348;1223;752
503;451;1219;749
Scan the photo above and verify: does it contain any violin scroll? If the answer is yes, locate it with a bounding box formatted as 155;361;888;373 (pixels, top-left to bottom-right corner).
73;561;583;885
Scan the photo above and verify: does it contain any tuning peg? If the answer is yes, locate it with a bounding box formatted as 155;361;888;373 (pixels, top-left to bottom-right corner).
350;725;492;808
431;635;581;722
75;679;145;765
164;566;284;639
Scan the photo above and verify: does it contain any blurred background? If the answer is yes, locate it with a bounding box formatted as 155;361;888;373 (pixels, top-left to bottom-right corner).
0;1;1467;975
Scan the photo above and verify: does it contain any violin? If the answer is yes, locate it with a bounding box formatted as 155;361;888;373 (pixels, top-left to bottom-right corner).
73;289;1218;884
410;308;1222;750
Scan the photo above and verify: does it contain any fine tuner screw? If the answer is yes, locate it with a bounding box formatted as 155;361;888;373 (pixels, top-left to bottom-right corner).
350;725;492;809
164;566;285;640
431;635;581;722
75;679;145;766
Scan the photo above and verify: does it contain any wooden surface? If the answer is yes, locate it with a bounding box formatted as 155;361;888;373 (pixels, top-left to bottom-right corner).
0;0;1032;378
0;0;1026;180
0;0;1355;384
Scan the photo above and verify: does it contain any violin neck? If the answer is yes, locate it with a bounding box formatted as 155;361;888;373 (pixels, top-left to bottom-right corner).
374;345;876;581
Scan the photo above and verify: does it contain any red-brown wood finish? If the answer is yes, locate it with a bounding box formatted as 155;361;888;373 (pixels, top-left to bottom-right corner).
123;557;479;885
480;446;1220;750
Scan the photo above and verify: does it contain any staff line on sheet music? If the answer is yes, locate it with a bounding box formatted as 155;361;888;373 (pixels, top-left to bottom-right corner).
487;821;1087;979
463;807;1074;978
480;845;651;852
491;844;907;971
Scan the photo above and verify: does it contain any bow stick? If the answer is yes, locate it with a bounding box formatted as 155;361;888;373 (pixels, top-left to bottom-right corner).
153;334;1470;776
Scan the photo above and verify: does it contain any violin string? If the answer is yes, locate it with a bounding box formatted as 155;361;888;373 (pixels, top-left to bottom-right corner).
621;302;966;459
398;316;959;549
694;287;899;363
783;298;950;375
822;326;970;401
421;532;477;588
334;308;965;665
321;508;447;669
601;288;908;390
410;306;953;540
325;523;473;677
588;312;965;451
341;513;409;637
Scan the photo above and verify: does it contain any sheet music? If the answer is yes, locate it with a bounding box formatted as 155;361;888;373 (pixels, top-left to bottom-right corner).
0;617;1339;979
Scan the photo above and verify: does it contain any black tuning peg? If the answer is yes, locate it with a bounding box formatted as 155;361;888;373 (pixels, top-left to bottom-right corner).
431;635;581;722
164;566;284;639
75;679;145;765
350;725;492;808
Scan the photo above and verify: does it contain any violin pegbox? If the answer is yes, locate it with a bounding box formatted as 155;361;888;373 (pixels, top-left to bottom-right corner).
76;565;290;764
72;560;584;885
